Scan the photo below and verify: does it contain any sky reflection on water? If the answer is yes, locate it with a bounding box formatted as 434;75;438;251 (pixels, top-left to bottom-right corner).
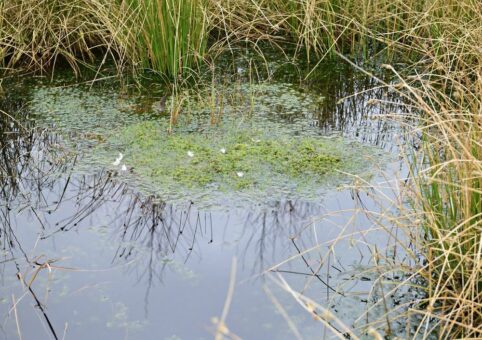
0;58;408;339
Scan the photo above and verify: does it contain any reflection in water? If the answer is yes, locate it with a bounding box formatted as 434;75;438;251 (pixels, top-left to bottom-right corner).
311;69;401;147
1;140;324;281
225;54;404;150
0;110;337;338
0;58;406;339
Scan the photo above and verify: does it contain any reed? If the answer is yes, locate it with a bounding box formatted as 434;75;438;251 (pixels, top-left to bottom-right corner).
243;0;482;337
127;0;208;79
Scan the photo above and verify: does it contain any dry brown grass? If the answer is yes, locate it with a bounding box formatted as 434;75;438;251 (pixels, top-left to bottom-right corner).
2;0;481;337
0;0;137;74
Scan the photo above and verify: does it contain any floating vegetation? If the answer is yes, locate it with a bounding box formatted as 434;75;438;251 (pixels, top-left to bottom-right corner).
167;82;324;120
25;79;380;206
107;120;358;192
30;86;138;134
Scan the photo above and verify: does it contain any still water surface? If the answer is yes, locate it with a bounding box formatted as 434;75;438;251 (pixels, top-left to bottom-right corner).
0;60;406;339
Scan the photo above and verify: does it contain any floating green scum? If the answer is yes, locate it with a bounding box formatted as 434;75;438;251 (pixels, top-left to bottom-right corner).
28;80;380;205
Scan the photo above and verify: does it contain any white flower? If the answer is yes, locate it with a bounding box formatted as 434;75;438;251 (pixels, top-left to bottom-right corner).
220;148;226;154
121;164;127;171
236;171;244;178
112;153;123;166
187;151;194;158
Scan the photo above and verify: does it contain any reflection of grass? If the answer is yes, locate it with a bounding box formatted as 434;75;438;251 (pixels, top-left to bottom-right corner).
113;120;348;191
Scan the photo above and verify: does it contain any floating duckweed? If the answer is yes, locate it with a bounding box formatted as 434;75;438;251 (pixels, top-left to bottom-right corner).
25;79;380;205
107;120;362;197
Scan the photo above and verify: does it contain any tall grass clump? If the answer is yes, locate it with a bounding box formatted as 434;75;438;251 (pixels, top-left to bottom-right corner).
208;0;481;63
419;87;482;337
127;0;208;79
403;68;482;338
361;3;482;336
355;64;482;338
0;0;137;74
0;0;208;78
356;2;482;336
377;4;482;336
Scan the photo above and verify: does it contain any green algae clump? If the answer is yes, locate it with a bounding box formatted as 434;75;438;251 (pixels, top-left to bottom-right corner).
110;121;352;194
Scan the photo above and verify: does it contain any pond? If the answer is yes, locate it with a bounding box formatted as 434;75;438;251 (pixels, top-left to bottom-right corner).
0;56;410;339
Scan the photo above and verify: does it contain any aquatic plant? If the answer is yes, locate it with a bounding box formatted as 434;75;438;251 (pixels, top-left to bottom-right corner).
126;0;208;79
107;120;365;197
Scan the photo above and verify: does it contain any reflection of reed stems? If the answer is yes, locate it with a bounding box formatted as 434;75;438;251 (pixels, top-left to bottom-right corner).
290;238;344;297
17;273;58;340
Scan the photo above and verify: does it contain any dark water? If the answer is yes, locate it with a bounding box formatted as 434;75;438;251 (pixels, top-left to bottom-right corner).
0;59;408;339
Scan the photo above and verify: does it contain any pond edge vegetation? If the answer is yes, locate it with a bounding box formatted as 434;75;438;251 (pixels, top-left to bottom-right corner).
1;0;482;338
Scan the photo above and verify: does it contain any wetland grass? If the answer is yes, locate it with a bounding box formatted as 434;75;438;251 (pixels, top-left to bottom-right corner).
126;0;208;79
2;0;482;338
265;4;482;336
402;64;482;338
0;0;208;78
0;0;136;75
372;6;482;337
1;0;480;76
207;0;482;61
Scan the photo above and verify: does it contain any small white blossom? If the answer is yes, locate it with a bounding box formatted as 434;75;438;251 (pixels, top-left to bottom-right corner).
220;148;226;154
187;151;194;158
112;153;123;166
236;171;244;178
121;164;127;171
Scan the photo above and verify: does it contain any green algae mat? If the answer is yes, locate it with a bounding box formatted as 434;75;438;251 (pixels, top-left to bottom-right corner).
108;120;362;192
26;80;382;206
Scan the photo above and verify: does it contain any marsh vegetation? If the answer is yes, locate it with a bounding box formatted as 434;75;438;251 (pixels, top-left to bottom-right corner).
1;0;481;339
